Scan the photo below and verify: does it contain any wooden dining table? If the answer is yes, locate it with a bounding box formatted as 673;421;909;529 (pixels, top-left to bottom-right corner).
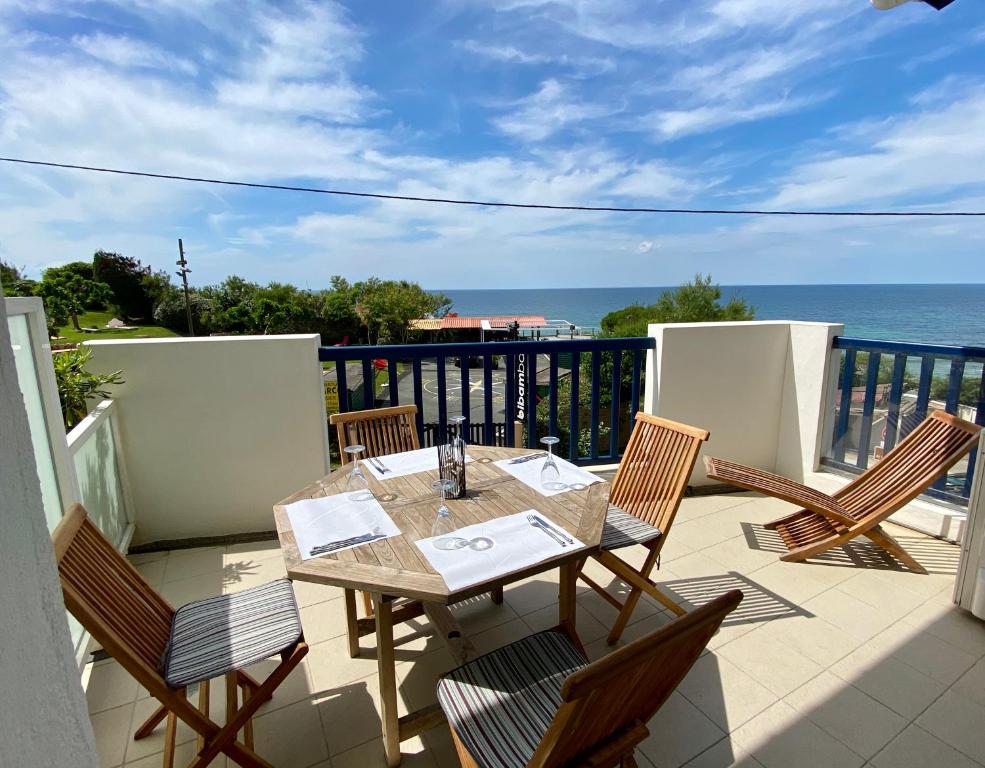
274;444;609;767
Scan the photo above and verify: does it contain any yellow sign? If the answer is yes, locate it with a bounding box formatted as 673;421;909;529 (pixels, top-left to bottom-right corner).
324;381;340;415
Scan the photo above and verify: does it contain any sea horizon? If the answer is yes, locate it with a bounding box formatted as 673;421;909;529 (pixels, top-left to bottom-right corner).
435;283;985;347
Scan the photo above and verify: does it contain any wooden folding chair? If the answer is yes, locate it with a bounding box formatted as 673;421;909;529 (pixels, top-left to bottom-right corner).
437;590;742;768
330;404;421;463
53;504;308;768
705;410;982;573
578;413;710;644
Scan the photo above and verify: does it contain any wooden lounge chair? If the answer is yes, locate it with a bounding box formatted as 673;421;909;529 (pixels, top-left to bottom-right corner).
437;590;742;768
705;411;982;574
330;404;420;463
578;413;710;644
53;504;308;768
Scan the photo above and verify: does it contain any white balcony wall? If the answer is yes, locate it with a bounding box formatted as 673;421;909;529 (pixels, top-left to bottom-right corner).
644;320;843;485
84;335;329;544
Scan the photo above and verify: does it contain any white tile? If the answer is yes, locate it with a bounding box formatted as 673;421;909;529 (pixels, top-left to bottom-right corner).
681;738;765;768
502;574;562;616
163;547;225;583
755;614;861;668
901;601;985;658
299;598;348;645
870;724;983;768
523;600;609;645
330;736;435;768
317;673;406;756
783;671;907;759
678;653;777;731
90;704;133;768
305;635;381;693
293;579;344;608
952;657;985;709
224;538;283;562
863;623;980;687
731;700;864;768
916;689;985;765
801;589;906;642
832;646;947;720
253;698;330;768
86;661;139;714
717;628;824;698
638;692;726;768
159;572;224;607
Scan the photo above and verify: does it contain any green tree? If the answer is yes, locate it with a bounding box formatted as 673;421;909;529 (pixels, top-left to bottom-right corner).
92;250;155;319
320;276;361;344
354;279;450;344
36;265;113;332
52;347;124;429
0;260;37;297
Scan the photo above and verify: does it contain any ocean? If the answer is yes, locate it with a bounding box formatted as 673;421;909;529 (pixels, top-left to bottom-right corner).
440;284;985;347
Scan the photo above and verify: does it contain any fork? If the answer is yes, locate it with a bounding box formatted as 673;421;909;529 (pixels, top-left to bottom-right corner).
370;457;390;474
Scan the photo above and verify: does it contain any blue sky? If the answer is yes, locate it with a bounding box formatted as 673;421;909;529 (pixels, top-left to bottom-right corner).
1;0;984;289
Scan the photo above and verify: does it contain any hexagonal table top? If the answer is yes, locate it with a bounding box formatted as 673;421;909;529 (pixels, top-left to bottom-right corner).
274;445;609;604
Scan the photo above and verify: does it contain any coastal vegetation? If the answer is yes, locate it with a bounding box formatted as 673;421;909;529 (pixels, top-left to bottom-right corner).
540;274;754;455
1;253;449;346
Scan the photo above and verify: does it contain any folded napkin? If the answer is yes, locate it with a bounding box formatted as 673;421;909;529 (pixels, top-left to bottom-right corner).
494;454;603;497
363;446;472;480
285;492;401;560
415;510;584;591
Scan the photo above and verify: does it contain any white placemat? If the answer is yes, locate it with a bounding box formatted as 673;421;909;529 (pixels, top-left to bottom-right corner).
494;454;603;497
285;492;401;560
362;446;472;480
415;510;584;591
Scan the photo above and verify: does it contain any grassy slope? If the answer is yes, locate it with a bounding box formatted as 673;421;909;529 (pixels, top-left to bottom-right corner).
55;311;180;343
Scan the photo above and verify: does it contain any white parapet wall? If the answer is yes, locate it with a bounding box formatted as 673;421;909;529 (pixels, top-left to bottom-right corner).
644;320;844;485
84;335;330;544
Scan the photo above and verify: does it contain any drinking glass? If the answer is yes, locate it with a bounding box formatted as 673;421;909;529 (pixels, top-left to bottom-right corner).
431;478;458;545
540;436;566;491
345;445;372;499
448;414;468;497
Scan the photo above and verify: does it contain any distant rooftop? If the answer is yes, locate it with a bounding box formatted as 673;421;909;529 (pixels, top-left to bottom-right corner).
410;314;546;331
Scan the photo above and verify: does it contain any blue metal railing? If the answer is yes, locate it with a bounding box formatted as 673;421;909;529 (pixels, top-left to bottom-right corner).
824;336;985;506
319;337;655;465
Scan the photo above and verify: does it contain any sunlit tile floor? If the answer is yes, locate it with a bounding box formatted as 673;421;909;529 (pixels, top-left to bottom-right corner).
85;493;985;768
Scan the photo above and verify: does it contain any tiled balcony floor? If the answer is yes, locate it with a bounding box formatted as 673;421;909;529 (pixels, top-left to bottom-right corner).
85;492;985;768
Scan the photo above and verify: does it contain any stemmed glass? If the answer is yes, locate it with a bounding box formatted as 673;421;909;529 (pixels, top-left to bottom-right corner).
345;445;373;500
431;478;458;547
540;436;566;491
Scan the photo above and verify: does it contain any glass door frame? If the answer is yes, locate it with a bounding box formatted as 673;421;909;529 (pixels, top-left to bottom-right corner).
5;297;80;519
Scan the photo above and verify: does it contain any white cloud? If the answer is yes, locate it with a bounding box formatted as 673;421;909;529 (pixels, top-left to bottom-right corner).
768;81;985;208
637;240;653;253
73;33;197;75
493;79;621;141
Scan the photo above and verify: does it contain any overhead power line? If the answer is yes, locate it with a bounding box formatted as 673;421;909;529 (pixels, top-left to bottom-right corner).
2;156;984;217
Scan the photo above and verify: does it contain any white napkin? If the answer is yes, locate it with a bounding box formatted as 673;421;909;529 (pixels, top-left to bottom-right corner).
285;492;401;560
363;446;472;480
494;454;603;497
415;510;584;591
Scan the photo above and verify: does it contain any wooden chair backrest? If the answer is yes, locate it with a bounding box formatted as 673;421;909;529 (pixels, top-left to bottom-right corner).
330;405;421;464
530;590;742;768
609;413;710;536
836;410;982;524
52;504;175;698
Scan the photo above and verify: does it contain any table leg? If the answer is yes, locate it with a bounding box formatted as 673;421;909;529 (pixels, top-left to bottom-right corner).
559;560;578;640
374;594;401;768
344;589;360;658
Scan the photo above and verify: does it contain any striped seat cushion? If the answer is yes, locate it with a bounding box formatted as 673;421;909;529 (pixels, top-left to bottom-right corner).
437;629;587;768
601;505;662;550
162;579;302;688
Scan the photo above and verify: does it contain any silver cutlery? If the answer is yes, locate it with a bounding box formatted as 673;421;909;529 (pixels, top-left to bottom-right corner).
310;527;387;555
526;514;566;547
370;457;390;474
509;452;546;465
532;514;575;544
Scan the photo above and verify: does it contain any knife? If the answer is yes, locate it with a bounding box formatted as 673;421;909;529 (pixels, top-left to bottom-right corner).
509;452;546;464
533;514;575;545
526;514;566;547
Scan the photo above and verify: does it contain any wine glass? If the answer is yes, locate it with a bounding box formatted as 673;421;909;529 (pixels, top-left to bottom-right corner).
450;414;467;449
540;436;566;491
345;445;372;500
431;478;459;547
